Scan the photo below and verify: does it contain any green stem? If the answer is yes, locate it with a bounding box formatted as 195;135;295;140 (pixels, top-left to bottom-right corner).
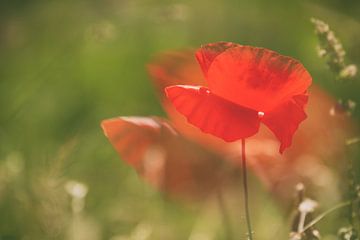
242;138;254;240
301;200;356;233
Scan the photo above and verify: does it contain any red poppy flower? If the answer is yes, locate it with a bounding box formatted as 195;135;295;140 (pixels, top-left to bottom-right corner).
165;42;312;153
101;48;352;203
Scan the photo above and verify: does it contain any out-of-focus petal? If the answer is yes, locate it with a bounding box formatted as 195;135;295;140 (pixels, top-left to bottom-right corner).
147;49;206;100
165;85;261;141
262;94;308;153
101;116;232;200
101;117;173;167
195;41;239;78
205;44;312;112
244;86;355;204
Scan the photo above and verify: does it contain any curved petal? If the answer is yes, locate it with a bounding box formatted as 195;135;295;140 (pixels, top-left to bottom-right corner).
165;85;261;141
147;49;207;100
206;45;312;112
101;116;233;200
101;117;175;167
147;50;231;152
195;41;239;78
262;93;309;153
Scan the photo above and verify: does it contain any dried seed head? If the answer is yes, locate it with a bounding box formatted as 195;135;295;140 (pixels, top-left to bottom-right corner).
316;47;327;57
65;180;88;199
299;198;318;213
311;18;329;34
338;226;359;240
311;229;321;239
340;65;358;79
311;17;358;81
289;232;304;240
329;99;356;116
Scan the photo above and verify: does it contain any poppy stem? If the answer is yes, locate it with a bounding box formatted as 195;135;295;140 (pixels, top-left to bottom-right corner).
241;138;254;240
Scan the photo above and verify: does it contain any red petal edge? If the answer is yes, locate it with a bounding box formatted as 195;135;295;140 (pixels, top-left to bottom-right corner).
195;42;239;78
262;93;309;153
101;116;234;200
147;49;207;98
165;85;261;141
199;43;312;112
101;117;176;167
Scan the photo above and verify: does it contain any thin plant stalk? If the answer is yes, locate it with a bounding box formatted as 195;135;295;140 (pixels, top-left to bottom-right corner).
242;138;254;240
301;199;358;233
297;211;307;233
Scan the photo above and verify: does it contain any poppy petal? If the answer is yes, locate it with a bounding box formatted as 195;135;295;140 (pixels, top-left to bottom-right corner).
195;41;239;78
101;116;233;200
205;44;312;112
147;50;207;100
101;117;176;167
165;85;261;141
147;50;232;152
262;94;309;153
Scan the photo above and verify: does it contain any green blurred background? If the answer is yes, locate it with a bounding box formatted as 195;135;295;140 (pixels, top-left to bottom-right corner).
0;0;359;239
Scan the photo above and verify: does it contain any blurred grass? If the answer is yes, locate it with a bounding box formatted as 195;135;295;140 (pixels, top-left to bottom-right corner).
0;0;359;239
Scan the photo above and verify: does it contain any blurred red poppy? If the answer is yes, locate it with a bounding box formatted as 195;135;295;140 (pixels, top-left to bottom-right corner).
165;42;312;153
101;116;236;200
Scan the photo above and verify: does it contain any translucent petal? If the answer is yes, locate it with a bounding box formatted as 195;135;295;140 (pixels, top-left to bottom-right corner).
165;85;261;141
200;43;312;112
262;94;309;153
